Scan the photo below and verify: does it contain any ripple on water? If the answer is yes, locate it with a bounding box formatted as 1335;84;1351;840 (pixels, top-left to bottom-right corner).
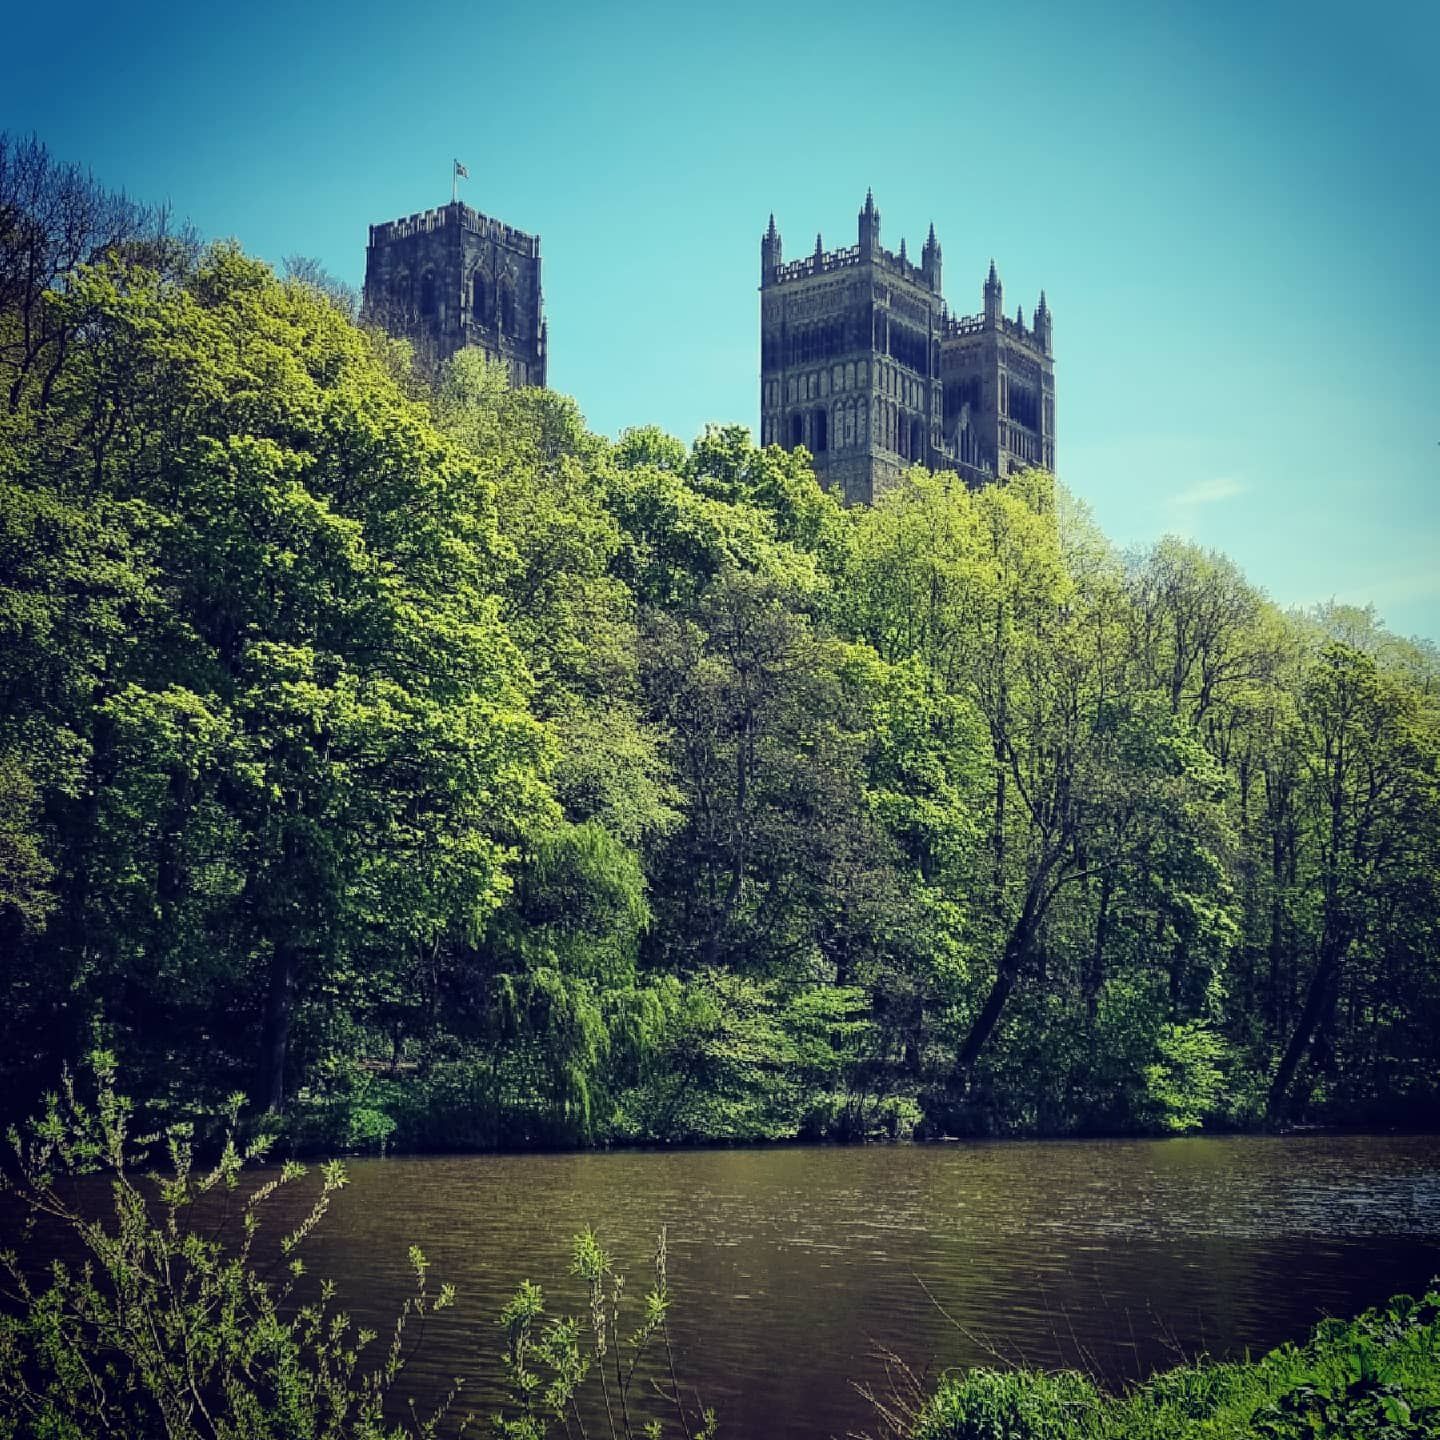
228;1134;1440;1440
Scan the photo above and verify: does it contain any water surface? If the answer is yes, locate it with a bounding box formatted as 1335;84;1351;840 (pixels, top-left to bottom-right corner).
287;1135;1440;1437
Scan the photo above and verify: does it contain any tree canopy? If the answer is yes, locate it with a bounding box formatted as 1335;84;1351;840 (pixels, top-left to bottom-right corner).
3;135;1438;1147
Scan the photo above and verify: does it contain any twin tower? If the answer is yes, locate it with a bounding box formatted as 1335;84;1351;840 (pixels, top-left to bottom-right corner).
362;189;1054;504
761;191;1054;503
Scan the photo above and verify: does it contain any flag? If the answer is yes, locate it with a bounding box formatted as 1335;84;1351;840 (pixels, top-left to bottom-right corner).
454;160;469;179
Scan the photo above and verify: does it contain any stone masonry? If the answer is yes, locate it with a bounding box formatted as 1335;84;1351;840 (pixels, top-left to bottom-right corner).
759;192;1054;504
363;200;546;387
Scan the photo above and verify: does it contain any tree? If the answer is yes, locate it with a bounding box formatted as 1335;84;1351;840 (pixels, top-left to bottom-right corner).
1266;643;1440;1121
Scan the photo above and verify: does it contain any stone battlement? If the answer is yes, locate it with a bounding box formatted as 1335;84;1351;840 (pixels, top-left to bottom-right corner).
368;201;540;257
942;312;986;338
767;243;934;291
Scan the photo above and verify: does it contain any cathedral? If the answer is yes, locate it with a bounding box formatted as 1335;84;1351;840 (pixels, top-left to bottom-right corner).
362;199;547;387
363;188;1054;504
760;192;1054;503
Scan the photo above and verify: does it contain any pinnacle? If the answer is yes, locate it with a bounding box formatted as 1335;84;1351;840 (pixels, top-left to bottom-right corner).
987;258;999;284
766;212;777;238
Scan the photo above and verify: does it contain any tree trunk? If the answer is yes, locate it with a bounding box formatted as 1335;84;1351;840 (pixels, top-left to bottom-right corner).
1085;873;1113;1027
952;860;1056;1094
256;939;298;1114
1266;926;1348;1125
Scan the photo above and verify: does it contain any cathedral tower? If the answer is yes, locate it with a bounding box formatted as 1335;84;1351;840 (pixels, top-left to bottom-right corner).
363;199;546;387
759;195;1053;503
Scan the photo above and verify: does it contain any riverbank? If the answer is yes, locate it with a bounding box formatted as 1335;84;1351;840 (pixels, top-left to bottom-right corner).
903;1288;1439;1439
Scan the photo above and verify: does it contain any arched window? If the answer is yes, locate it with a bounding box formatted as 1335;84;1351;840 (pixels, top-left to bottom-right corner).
912;417;925;462
392;271;412;308
419;271;437;316
813;407;828;453
499;284;516;334
471;273;485;320
790;412;804;448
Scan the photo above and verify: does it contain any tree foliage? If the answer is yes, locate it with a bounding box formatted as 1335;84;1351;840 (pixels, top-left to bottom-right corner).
2;136;1438;1146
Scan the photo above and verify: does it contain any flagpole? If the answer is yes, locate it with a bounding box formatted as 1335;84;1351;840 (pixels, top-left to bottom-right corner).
451;164;457;205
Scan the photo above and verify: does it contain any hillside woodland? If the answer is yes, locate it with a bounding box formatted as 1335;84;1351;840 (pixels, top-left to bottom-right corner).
3;137;1438;1150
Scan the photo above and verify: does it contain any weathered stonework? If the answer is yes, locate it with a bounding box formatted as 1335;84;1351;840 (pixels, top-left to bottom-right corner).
363;200;546;387
760;193;1054;504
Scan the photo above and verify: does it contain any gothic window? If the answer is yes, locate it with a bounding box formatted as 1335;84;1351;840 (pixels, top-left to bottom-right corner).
471;273;485;319
844;400;855;449
846;361;855;392
393;271;412;308
419;271;437;316
858;360;867;387
912;417;925;460
499;284;516;335
858;398;867;446
813;407;828;453
791;411;804;447
820;368;829;399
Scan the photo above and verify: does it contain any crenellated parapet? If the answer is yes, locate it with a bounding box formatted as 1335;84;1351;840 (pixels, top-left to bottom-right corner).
368;201;541;258
769;243;863;286
764;242;939;293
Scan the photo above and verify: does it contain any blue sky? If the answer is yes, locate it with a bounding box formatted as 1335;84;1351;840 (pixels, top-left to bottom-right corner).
6;0;1438;638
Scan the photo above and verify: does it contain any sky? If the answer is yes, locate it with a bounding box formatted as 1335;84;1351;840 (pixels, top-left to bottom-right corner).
5;0;1438;638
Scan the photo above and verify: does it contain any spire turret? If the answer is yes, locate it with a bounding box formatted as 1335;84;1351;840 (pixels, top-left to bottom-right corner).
1033;289;1053;352
983;258;1003;325
760;212;783;284
858;188;881;256
921;221;942;293
899;236;908;264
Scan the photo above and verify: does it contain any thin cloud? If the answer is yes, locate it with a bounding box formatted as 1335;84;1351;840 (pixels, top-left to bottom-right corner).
1173;477;1246;507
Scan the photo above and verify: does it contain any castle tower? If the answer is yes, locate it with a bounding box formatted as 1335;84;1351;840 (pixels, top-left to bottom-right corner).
760;198;1054;503
759;192;950;505
363;198;546;387
939;265;1055;477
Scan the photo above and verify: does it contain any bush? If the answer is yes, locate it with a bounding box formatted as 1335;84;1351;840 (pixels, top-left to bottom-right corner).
0;1054;458;1439
0;1056;715;1440
908;1288;1440;1439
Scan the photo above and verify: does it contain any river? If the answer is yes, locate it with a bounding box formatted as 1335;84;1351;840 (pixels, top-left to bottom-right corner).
262;1135;1439;1436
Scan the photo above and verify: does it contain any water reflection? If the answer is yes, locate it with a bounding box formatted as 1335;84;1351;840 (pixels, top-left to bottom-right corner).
275;1136;1440;1438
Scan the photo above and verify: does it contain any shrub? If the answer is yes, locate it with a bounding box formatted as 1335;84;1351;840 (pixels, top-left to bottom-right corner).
0;1053;459;1439
0;1055;715;1440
